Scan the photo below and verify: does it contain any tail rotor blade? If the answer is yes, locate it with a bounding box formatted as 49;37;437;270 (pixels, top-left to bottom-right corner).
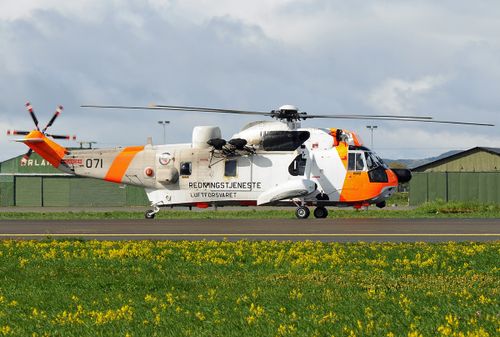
42;105;63;132
7;130;30;136
25;102;40;130
46;133;76;140
22;149;33;162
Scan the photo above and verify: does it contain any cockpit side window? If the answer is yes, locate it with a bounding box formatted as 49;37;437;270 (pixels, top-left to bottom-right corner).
365;153;374;170
356;153;364;171
348;152;365;171
348;153;355;171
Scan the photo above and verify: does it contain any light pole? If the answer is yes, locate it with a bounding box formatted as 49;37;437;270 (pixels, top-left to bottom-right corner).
366;125;378;149
157;121;170;144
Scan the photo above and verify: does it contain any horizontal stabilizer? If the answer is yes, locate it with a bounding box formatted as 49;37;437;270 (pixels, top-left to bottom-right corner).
11;138;44;143
257;179;316;205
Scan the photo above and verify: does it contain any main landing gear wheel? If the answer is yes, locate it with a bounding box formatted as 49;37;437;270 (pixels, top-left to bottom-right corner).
145;210;156;219
295;206;310;219
313;206;328;219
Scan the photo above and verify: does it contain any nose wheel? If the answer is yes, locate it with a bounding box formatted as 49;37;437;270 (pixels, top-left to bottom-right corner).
313;206;328;219
295;206;310;219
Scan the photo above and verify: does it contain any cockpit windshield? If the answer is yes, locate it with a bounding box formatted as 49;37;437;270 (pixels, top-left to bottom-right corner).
348;149;388;172
365;152;387;170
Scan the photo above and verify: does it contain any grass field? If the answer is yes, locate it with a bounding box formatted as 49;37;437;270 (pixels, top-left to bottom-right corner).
0;201;498;220
0;240;498;336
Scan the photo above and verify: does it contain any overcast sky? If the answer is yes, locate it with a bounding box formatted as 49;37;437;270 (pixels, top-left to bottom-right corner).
1;0;499;160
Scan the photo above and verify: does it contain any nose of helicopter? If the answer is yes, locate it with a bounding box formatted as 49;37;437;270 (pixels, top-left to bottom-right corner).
391;168;412;183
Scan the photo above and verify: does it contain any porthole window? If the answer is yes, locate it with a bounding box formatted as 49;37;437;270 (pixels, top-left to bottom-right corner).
224;160;237;177
180;162;192;176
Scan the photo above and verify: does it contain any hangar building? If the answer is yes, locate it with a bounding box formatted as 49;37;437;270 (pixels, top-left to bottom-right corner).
0;152;148;207
409;147;499;205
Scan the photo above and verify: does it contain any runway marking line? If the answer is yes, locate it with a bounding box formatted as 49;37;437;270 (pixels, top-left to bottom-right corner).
0;233;499;237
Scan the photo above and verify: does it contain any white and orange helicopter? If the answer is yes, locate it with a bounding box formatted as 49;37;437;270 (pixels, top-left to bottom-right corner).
8;102;493;219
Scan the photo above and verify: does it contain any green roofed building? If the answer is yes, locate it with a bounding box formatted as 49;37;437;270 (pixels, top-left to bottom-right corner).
0;152;149;207
409;147;499;205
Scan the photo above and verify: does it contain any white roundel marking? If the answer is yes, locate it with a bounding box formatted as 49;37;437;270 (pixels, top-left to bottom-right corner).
159;152;173;165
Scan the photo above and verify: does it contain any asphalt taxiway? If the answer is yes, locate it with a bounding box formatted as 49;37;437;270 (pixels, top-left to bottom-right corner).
0;218;499;242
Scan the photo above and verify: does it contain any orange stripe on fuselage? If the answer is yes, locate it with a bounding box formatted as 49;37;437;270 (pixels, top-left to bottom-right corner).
335;142;349;170
104;146;144;183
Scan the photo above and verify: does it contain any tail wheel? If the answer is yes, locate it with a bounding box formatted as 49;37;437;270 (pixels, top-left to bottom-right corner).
313;206;328;219
295;206;310;219
145;210;156;219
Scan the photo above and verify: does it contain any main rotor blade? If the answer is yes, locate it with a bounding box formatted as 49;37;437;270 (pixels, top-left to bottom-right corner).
80;104;493;126
306;114;432;120
152;104;274;116
25;102;39;130
82;104;434;119
151;105;433;119
81;104;273;116
42;105;63;132
304;115;494;126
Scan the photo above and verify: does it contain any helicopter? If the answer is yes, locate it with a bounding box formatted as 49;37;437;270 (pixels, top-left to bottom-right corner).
8;102;494;219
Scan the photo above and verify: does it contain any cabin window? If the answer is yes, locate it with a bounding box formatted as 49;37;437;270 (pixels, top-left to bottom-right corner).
348;153;365;171
224;160;237;177
288;154;307;176
180;162;192;176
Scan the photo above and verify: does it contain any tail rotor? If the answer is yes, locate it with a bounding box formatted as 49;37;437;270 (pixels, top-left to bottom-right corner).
7;102;76;162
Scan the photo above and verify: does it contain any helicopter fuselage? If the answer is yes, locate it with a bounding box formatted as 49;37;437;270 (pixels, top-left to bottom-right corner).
31;124;403;213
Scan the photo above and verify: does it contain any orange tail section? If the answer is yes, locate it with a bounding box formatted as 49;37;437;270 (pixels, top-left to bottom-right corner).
23;130;67;169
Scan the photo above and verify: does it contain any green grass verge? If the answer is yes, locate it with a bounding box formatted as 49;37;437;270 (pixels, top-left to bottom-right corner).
386;191;409;206
0;240;498;336
0;201;498;220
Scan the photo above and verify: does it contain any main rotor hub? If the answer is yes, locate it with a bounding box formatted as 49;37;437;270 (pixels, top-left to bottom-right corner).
278;104;298;112
272;104;306;122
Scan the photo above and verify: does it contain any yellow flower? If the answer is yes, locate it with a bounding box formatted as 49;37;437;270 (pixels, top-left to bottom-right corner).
1;326;12;336
18;258;28;268
249;303;264;317
195;312;205;321
318;311;337;324
478;295;491;304
289;289;303;300
246;315;255;325
144;294;157;303
437;325;452;336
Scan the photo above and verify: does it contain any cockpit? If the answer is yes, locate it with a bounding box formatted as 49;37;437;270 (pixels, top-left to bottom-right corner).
348;146;389;182
348;146;387;171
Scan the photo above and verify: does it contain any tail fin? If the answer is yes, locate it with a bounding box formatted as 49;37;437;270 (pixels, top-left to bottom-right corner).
22;130;67;168
8;102;75;172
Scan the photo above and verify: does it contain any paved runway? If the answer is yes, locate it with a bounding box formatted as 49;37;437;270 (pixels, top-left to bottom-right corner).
0;218;499;241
